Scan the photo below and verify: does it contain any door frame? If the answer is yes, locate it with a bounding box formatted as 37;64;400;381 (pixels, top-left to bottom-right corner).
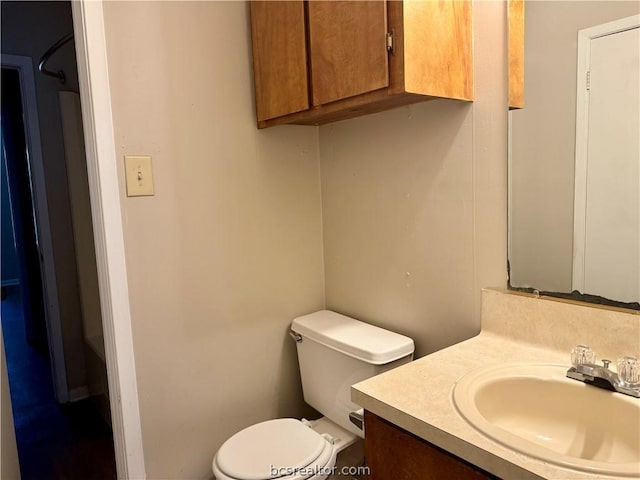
71;2;146;478
1;54;70;403
572;14;640;293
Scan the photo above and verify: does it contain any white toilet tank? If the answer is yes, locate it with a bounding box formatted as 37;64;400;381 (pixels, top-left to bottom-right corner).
291;310;414;437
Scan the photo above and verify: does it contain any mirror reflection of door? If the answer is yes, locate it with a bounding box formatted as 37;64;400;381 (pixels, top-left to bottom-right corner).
572;18;640;303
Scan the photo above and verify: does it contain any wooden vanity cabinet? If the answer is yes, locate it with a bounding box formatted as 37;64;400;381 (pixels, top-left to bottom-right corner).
364;411;498;480
249;0;473;129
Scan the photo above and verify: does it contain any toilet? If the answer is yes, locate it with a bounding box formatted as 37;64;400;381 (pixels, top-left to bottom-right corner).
212;310;415;480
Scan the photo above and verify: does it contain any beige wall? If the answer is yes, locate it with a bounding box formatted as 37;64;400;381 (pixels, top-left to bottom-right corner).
1;0;88;394
102;2;324;478
103;0;507;477
320;1;508;357
509;1;639;292
320;102;477;355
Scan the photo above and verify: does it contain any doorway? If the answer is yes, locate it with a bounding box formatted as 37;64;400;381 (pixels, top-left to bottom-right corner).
572;15;640;303
1;1;116;478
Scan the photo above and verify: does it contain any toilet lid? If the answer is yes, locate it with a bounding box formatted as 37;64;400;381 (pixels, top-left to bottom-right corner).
216;419;329;480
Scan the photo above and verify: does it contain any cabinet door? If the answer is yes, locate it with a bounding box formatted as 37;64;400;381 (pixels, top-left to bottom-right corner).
508;0;524;108
250;1;309;121
308;1;389;106
365;412;497;480
403;0;473;100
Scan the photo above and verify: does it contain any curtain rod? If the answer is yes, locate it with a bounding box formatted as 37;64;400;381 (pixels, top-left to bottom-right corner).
38;33;74;84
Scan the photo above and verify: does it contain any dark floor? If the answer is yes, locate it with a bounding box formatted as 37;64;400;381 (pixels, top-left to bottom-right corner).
1;285;117;480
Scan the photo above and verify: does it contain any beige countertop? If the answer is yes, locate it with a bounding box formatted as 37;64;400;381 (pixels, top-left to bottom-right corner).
351;289;640;480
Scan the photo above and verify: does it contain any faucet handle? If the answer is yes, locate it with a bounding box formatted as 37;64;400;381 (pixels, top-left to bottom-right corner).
571;345;595;367
617;356;640;386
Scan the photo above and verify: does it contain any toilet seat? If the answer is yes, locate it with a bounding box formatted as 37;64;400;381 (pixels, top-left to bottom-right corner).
212;419;337;480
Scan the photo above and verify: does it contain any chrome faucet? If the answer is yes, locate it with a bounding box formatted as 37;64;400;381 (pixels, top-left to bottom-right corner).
566;345;640;398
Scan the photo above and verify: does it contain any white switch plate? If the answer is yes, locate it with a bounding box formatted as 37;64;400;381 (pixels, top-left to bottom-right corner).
124;155;154;197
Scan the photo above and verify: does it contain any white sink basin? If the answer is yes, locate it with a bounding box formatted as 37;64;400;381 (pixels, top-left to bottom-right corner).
453;363;640;477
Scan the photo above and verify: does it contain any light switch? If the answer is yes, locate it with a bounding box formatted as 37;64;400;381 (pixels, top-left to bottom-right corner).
124;155;154;197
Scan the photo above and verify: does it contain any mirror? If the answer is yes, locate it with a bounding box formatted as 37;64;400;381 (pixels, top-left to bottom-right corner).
508;1;639;310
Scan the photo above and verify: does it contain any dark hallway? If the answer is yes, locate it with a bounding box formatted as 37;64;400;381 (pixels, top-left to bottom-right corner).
2;1;117;477
2;285;116;479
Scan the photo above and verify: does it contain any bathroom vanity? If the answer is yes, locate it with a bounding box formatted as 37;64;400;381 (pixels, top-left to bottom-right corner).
352;289;640;480
364;411;496;480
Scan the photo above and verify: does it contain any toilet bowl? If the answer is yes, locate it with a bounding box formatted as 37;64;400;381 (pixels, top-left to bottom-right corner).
212;418;357;480
212;310;414;480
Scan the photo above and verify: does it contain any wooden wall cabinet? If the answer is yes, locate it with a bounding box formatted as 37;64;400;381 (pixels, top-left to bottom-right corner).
249;0;473;129
508;0;524;109
364;411;498;480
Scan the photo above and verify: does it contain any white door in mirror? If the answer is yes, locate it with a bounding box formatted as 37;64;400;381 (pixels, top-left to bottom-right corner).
573;18;639;303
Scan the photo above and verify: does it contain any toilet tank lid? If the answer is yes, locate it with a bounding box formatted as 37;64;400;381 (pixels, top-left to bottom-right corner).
291;310;414;365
